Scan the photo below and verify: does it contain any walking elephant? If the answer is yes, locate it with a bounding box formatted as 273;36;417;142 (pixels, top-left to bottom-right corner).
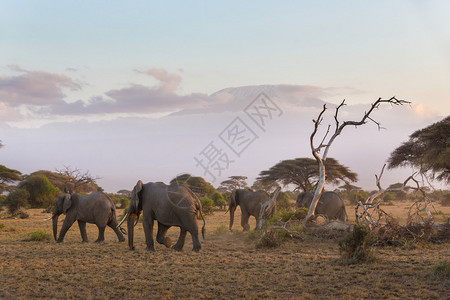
49;192;125;243
296;191;347;222
228;187;280;231
117;181;206;252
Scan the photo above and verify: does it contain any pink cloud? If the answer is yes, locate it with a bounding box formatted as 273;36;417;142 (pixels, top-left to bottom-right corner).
0;67;81;106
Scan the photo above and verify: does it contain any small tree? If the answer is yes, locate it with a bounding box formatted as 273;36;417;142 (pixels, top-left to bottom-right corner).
211;191;227;209
5;189;30;215
200;196;214;215
18;174;59;208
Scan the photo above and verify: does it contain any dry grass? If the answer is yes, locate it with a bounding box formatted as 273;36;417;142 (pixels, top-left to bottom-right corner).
0;204;449;299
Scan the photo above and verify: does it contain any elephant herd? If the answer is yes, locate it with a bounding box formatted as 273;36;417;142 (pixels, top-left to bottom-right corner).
48;181;347;252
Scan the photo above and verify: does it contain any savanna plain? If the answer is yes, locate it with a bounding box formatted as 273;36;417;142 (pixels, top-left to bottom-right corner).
1;202;449;299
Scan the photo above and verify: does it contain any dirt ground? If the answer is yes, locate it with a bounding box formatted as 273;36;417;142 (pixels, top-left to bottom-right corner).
0;202;449;299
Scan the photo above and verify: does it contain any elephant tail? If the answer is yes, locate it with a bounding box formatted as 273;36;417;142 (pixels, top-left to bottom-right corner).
199;207;206;240
186;187;206;240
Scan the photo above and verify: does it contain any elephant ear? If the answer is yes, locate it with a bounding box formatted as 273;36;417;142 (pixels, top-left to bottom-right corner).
130;180;143;213
62;194;72;214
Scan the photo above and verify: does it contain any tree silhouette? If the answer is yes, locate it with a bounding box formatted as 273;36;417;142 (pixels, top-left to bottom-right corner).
388;116;449;183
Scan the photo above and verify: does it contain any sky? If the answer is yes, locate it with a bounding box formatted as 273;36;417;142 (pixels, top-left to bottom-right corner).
1;1;449;192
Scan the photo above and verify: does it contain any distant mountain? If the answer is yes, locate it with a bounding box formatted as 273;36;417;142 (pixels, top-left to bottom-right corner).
172;84;329;116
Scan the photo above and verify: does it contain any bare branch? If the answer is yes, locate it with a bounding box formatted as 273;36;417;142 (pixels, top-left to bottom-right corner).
56;165;100;193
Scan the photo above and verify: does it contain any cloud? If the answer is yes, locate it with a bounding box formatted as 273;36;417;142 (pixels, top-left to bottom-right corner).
135;68;182;93
0;66;81;106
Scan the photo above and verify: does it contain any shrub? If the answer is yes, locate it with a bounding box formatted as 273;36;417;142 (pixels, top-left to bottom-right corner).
441;193;450;207
0;223;4;230
18;210;29;219
200;196;214;215
18;174;59;208
256;229;290;248
276;192;295;211
266;207;308;227
433;261;450;277
5;189;30;215
338;225;375;263
26;230;51;241
348;190;369;205
0;194;6;206
211;192;227;209
119;198;130;208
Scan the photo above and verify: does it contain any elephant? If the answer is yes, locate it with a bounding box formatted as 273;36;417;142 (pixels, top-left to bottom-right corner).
296;191;347;222
49;192;125;243
117;181;206;252
228;187;280;231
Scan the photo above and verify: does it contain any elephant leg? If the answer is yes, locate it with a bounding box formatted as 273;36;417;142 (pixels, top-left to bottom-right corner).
142;216;155;251
78;220;88;243
108;220;125;242
156;222;172;248
241;210;251;231
95;225;106;243
172;229;187;251
190;229;201;252
57;217;76;243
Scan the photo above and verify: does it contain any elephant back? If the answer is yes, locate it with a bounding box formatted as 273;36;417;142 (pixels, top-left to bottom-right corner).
166;184;196;209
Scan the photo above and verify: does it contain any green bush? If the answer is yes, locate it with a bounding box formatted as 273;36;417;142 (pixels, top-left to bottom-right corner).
0;223;4;230
18;174;59;208
265;207;308;228
26;230;51;241
5;189;30;215
0;194;6;206
338;225;375;263
200;196;214;215
119;198;130;208
276;192;295;211
348;190;369;205
211;192;227;209
433;261;450;277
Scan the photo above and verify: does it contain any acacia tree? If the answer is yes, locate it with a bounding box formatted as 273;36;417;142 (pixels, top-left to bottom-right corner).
255;157;357;192
170;173;216;197
388;116;449;183
0;164;22;194
304;97;410;225
218;176;249;193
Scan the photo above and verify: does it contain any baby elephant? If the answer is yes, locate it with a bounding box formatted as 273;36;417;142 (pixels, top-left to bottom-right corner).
49;192;125;243
296;191;347;222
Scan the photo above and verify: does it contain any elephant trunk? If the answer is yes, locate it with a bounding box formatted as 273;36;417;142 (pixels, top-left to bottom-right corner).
52;214;60;241
229;206;236;231
127;213;136;250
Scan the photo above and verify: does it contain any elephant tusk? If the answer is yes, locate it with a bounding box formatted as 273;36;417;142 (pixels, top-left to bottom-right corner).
117;212;129;228
44;216;53;221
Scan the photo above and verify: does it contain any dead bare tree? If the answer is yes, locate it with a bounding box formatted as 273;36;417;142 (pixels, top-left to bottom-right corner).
56;165;100;193
355;165;394;228
303;97;410;226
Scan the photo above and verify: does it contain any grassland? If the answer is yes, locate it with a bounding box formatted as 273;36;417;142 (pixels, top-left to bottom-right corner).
0;202;449;299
